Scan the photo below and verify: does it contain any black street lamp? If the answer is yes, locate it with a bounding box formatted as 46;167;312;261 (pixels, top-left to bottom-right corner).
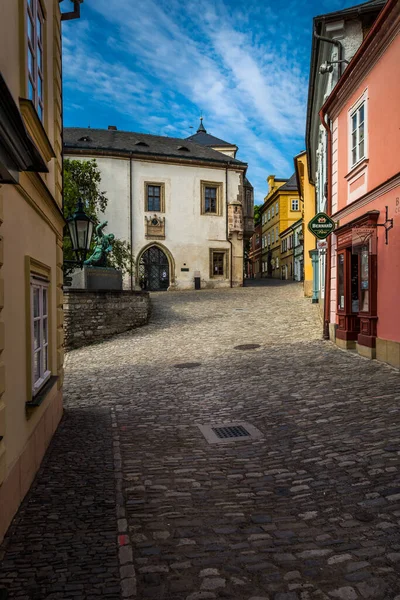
64;199;94;279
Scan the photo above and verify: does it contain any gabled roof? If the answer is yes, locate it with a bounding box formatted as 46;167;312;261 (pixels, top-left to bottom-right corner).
64;127;246;167
278;172;298;191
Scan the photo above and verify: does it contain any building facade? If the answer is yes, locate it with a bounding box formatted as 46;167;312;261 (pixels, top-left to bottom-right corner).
306;0;385;315
0;0;81;541
64;122;254;291
260;174;301;278
294;152;316;296
279;226;294;280
292;219;304;282
248;222;262;278
321;0;400;365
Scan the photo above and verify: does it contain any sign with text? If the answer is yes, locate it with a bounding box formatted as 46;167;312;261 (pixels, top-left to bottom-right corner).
308;212;335;239
317;240;328;250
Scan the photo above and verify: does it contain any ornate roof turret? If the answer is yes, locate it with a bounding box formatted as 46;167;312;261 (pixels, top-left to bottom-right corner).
197;117;206;133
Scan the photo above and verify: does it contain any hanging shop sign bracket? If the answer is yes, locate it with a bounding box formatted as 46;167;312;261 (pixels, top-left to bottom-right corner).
376;206;393;245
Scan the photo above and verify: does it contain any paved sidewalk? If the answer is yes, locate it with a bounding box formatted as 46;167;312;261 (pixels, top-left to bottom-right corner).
1;283;400;600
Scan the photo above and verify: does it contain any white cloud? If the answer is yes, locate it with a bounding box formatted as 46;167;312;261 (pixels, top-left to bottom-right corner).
62;0;309;203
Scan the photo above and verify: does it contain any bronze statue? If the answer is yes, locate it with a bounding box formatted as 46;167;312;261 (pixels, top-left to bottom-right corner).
84;221;115;267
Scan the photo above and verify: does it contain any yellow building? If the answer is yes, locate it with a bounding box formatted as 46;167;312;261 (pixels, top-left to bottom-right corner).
294;152;316;297
0;0;82;541
260;174;301;278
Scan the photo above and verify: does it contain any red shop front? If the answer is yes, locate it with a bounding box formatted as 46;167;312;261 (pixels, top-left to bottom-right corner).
334;211;379;356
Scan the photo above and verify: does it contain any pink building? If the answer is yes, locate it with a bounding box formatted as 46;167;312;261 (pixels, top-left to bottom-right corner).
321;0;400;367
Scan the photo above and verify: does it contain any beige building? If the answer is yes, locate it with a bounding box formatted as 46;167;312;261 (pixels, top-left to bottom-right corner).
64;121;254;291
0;0;82;542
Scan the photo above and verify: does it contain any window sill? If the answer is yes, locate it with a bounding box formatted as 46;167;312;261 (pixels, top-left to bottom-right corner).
26;375;58;410
19;98;55;163
345;158;369;181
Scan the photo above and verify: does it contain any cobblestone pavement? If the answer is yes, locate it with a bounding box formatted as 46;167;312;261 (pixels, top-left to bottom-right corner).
2;282;400;600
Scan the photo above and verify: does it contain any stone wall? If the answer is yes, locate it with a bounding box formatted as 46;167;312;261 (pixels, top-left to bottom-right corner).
64;290;150;351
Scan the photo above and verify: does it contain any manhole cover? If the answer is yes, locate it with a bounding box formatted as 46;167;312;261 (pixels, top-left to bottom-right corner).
174;362;201;369
197;422;263;444
234;344;260;350
212;425;250;439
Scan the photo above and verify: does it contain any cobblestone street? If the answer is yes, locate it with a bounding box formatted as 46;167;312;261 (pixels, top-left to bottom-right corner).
1;282;400;600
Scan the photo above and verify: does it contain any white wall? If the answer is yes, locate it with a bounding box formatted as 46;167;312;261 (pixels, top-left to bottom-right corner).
67;154;244;290
132;160;242;289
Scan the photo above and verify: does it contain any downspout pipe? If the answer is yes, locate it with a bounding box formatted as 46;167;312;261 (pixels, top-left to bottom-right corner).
226;166;233;288
313;27;344;77
319;111;332;340
130;156;133;290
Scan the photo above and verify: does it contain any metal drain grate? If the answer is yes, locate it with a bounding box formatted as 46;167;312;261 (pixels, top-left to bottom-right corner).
197;422;263;444
234;344;260;350
212;425;250;439
174;362;201;369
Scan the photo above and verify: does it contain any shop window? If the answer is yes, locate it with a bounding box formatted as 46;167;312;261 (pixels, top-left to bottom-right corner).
27;0;45;120
338;252;345;311
360;247;369;312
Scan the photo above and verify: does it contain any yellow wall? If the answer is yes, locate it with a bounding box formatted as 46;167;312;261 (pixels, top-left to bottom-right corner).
294;153;316;297
0;0;64;541
260;176;301;278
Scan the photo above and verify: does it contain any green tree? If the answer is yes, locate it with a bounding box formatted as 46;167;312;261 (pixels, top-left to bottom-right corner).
254;204;262;226
64;159;134;275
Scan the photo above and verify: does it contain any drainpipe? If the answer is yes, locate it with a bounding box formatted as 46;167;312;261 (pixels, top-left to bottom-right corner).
313;27;344;77
226;166;233;288
130;156;133;290
319;112;332;340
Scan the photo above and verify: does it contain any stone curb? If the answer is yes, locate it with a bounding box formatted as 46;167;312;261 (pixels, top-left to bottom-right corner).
111;408;137;598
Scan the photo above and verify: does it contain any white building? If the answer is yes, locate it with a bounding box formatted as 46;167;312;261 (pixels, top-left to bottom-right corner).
306;0;385;323
64;121;254;291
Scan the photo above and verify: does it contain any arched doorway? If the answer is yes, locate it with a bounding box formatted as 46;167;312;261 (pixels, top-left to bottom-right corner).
138;246;170;291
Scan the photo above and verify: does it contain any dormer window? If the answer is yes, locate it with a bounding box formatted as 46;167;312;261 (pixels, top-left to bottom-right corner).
135;140;149;147
177;146;190;151
78;136;92;142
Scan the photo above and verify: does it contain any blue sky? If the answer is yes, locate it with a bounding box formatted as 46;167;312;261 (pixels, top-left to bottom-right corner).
62;0;362;204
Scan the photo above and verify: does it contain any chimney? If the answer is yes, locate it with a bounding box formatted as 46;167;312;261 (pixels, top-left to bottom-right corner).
108;125;117;131
267;175;275;193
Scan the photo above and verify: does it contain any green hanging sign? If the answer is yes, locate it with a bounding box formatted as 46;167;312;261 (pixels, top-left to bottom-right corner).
308;212;335;239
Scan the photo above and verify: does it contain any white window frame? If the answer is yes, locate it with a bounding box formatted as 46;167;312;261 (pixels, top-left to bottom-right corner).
271;206;275;218
276;226;279;241
27;0;45;121
267;210;270;221
348;90;368;170
271;230;274;244
267;233;270;246
31;277;51;395
276;202;279;214
291;199;299;211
